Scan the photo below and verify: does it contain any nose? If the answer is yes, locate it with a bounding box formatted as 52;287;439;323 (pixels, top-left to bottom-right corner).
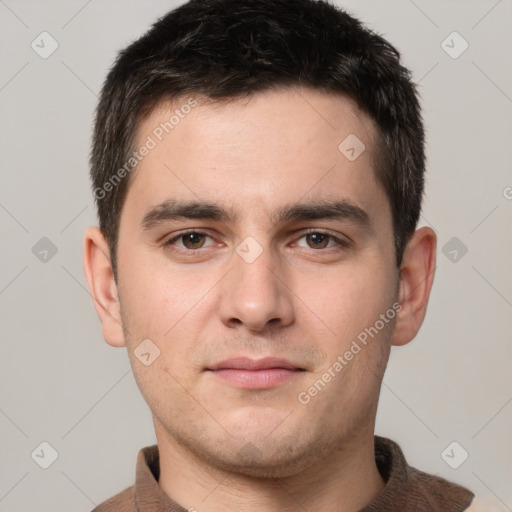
217;241;295;333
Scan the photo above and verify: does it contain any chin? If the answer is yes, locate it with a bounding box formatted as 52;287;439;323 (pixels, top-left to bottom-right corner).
206;434;318;479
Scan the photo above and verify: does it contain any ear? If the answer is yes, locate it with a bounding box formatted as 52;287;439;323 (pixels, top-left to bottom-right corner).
392;226;437;347
83;226;126;347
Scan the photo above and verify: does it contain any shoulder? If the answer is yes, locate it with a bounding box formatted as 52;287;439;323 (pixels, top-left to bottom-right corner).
90;485;135;512
406;465;474;509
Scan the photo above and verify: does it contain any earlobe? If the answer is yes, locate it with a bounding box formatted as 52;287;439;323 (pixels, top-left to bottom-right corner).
392;226;437;347
82;226;126;347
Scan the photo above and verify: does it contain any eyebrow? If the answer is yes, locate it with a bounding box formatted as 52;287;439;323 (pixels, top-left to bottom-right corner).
140;198;372;231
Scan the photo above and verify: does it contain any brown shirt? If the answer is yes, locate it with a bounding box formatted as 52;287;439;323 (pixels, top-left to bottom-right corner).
91;436;475;511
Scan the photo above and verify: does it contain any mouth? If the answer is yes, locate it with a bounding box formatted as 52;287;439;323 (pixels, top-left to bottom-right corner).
206;357;306;390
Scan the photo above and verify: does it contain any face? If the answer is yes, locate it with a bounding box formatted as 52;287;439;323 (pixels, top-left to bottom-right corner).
115;88;399;476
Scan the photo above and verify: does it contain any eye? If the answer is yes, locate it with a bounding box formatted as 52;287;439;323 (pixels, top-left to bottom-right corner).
165;230;215;250
295;230;349;250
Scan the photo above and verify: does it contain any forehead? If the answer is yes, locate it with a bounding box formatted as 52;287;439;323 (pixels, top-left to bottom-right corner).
122;87;389;230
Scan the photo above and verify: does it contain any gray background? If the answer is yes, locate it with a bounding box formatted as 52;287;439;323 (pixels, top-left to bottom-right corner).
1;1;511;511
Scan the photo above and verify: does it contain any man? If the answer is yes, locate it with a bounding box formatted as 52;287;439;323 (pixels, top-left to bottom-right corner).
83;0;481;510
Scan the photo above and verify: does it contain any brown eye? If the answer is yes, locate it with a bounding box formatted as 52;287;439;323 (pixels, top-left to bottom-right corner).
165;231;214;251
180;232;206;249
295;230;349;251
305;232;330;249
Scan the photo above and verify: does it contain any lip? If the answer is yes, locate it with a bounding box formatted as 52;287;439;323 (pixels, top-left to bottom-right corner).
206;357;305;390
208;357;303;371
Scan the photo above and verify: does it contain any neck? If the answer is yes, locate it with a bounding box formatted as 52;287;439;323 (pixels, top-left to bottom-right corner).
155;424;385;512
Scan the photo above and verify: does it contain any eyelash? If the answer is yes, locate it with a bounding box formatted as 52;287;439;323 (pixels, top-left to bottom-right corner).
164;229;350;255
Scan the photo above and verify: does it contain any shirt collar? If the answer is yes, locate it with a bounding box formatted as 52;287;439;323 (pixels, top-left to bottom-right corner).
132;436;474;511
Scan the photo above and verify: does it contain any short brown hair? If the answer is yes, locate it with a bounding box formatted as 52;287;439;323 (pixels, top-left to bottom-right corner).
90;0;425;280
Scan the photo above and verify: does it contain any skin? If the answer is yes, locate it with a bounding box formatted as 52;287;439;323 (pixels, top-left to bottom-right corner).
84;87;436;512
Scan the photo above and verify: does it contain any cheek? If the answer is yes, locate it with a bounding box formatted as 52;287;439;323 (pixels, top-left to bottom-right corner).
296;260;396;351
118;249;188;328
118;258;215;375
